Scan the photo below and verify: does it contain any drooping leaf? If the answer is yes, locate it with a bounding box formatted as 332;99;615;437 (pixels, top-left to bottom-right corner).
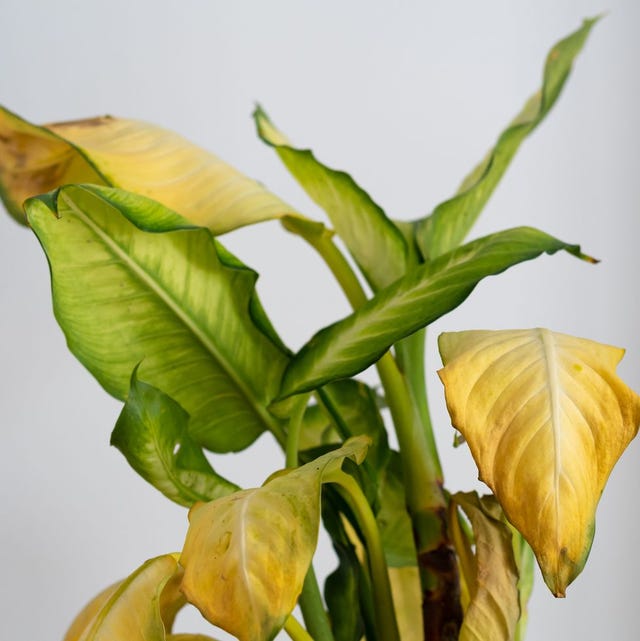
280;227;593;397
25;184;289;452
438;329;640;595
111;370;239;506
255;106;407;290
63;554;183;641
452;493;520;641
0;106;298;231
180;437;370;641
414;17;599;260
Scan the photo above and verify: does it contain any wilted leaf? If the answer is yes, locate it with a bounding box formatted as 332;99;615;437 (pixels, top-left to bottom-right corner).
255;106;407;290
111;370;239;506
180;437;370;641
63;554;183;641
25;185;288;452
439;329;640;595
280;227;592;397
452;493;520;641
414;18;598;260
0;106;296;231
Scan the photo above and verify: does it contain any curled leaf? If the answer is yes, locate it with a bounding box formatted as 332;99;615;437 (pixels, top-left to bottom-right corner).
180;437;370;641
439;329;640;595
63;554;183;641
0;106;296;231
451;493;520;641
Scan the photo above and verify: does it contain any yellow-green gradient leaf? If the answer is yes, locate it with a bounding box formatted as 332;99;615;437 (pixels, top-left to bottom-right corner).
439;329;640;596
180;437;369;641
0;105;296;231
63;554;183;641
452;493;520;641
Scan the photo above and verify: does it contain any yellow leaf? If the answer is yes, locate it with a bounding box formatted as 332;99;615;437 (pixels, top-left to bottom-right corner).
180;437;369;641
388;566;423;641
63;554;183;641
438;329;640;596
0;106;295;231
452;493;520;641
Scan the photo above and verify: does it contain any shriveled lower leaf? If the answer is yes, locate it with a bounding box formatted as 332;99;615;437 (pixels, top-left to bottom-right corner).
255;106;407;290
439;329;640;596
63;554;183;641
280;227;593;397
452;493;520;641
414;17;598;260
111;370;239;506
26;184;288;452
180;437;370;641
0;105;296;231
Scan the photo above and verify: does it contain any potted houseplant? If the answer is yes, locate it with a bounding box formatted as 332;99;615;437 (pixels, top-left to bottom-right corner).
1;14;637;641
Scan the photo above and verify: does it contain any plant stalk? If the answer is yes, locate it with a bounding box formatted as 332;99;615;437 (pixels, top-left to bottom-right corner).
297;229;462;639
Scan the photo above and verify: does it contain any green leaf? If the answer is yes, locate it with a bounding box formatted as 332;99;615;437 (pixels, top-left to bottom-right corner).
180;436;370;641
25;184;289;452
324;544;365;641
280;227;594;397
376;453;416;567
111;369;239;506
0;106;297;231
255;106;407;290
452;494;520;641
439;329;640;595
414;18;599;260
63;554;183;641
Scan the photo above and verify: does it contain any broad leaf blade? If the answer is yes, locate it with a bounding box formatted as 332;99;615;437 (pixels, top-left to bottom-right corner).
439;329;640;595
26;184;288;452
0;106;297;232
180;437;370;641
414;18;598;260
63;554;182;641
281;227;593;397
453;493;520;641
255;106;407;290
111;371;239;506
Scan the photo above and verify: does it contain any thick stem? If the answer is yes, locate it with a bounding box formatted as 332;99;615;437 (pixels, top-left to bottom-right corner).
326;469;401;641
294;227;461;639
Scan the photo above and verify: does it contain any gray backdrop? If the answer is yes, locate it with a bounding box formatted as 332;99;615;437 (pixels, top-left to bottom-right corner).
1;2;638;640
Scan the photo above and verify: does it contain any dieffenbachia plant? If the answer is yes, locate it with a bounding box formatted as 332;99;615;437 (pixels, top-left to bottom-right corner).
1;16;637;641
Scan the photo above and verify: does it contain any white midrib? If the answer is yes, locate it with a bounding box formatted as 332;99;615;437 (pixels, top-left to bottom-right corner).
539;328;563;554
59;190;277;434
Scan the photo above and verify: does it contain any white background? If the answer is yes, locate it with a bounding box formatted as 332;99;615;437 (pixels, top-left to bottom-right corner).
1;2;638;640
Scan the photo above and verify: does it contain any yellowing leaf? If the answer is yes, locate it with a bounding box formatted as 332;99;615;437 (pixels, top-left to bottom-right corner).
452;493;520;641
0;106;295;231
388;566;423;641
180;437;369;641
438;329;640;596
63;554;183;641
